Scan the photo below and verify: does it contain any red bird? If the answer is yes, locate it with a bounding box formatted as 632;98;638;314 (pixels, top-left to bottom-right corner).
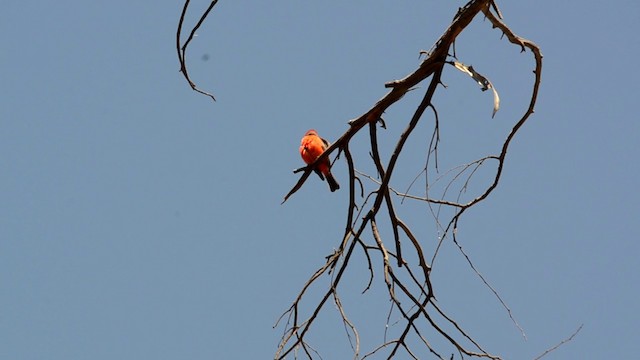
300;129;340;192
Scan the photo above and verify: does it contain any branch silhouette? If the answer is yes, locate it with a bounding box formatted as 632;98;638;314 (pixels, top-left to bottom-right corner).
275;1;540;358
176;0;218;101
175;0;581;359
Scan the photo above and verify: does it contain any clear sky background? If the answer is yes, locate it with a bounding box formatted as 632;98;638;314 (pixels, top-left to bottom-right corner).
2;1;639;359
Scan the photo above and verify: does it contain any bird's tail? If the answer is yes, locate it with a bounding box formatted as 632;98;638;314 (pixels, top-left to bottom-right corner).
326;172;340;192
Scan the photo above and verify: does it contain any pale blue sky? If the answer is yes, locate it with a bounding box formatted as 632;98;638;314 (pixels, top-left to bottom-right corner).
2;1;639;359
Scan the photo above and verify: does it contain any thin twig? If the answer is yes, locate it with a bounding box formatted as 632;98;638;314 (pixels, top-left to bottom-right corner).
176;1;218;101
533;324;583;360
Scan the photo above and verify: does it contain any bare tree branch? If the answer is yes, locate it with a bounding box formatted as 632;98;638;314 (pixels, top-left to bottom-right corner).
176;0;218;101
274;1;548;358
172;1;577;359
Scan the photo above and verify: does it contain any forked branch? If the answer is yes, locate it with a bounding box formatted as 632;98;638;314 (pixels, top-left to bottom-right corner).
174;1;579;359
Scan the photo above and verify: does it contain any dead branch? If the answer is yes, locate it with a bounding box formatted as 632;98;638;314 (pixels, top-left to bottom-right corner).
176;0;218;101
172;0;578;359
275;1;546;357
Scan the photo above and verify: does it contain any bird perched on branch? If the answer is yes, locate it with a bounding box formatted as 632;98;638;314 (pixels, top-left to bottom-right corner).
300;129;340;192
